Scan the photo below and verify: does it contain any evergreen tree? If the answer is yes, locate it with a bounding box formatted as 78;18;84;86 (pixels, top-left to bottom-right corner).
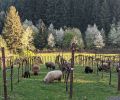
22;0;38;23
0;0;120;48
34;20;48;50
92;0;101;26
0;11;6;34
54;0;68;27
2;6;23;53
45;0;55;25
100;0;112;45
110;0;120;24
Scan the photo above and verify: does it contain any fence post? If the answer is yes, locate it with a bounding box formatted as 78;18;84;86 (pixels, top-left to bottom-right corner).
118;55;120;91
10;65;13;91
1;47;8;100
70;43;75;99
97;62;99;75
101;60;104;78
96;58;99;75
108;59;111;85
118;67;120;91
18;63;20;83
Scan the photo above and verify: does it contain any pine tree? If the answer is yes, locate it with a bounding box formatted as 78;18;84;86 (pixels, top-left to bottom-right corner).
54;0;68;27
23;0;38;23
110;0;120;24
100;0;112;44
0;11;6;34
34;20;48;50
92;0;101;26
2;6;23;53
46;0;55;25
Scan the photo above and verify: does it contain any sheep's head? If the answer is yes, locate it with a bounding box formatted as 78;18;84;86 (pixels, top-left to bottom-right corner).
43;78;49;84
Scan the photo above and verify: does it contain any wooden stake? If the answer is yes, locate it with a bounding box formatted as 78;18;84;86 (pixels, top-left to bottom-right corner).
118;55;120;91
1;47;8;100
10;65;13;91
70;43;75;99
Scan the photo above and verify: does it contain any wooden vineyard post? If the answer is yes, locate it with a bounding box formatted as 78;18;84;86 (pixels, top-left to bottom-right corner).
70;43;75;99
108;59;111;85
78;55;80;65
30;57;32;70
21;60;24;77
101;60;104;78
97;61;99;75
10;65;13;91
91;57;93;71
85;56;87;67
94;50;98;74
118;55;120;91
118;66;120;91
18;62;20;83
83;55;85;67
1;47;8;100
96;58;99;75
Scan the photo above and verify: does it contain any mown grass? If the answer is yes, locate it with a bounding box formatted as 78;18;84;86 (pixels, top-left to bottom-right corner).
0;65;120;100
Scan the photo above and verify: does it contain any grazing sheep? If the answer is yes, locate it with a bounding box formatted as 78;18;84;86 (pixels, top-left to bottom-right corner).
113;63;120;72
59;61;71;72
98;63;110;72
84;66;93;73
32;64;40;75
45;62;56;70
44;70;62;83
23;71;30;78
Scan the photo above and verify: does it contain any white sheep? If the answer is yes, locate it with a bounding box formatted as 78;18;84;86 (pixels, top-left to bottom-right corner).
44;70;62;83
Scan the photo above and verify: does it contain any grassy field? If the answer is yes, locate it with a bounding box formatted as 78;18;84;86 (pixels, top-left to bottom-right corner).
0;64;120;100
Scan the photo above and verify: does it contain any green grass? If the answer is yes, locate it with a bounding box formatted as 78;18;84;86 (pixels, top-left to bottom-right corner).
0;65;120;100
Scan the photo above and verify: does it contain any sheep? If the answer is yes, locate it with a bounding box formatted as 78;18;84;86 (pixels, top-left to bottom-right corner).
98;63;110;72
84;66;93;73
23;71;30;78
45;62;56;70
43;70;62;83
113;62;120;72
32;64;40;75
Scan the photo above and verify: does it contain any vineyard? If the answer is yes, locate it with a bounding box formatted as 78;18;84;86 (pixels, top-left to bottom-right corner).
0;50;120;100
